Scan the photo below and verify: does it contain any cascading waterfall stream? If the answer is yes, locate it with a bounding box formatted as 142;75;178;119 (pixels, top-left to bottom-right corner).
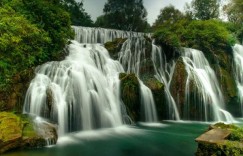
151;44;180;120
24;41;125;135
233;44;243;115
181;48;234;122
118;37;158;122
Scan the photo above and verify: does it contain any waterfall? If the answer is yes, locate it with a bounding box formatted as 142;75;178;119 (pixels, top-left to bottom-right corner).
233;44;243;115
181;48;234;122
151;44;180;120
24;26;158;135
23;25;236;133
24;41;124;135
72;26;150;44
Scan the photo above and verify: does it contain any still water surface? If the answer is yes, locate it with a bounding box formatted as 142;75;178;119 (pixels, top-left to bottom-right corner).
3;121;227;156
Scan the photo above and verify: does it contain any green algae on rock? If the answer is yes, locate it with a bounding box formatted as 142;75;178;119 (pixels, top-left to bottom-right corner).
119;73;140;122
195;123;243;156
0;112;57;154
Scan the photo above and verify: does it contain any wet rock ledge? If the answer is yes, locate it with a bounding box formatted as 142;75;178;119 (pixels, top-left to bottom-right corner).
195;123;243;156
0;112;57;154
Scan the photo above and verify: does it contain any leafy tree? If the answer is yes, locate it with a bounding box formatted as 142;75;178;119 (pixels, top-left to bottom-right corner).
153;5;184;28
60;0;94;26
6;0;74;58
0;0;74;88
0;6;50;85
97;0;148;32
223;0;243;43
154;19;236;54
186;0;220;20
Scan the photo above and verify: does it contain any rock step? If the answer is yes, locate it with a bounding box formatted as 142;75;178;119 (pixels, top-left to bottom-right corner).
195;128;231;144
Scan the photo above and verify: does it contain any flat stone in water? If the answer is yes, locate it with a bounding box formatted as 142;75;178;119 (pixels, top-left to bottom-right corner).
195;128;231;143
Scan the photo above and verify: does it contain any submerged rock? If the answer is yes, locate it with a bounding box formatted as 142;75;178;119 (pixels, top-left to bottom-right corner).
119;73;140;122
0;112;57;154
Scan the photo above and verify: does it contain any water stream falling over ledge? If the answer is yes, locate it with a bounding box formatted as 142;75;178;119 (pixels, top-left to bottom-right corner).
233;44;243;116
181;48;234;122
24;41;125;135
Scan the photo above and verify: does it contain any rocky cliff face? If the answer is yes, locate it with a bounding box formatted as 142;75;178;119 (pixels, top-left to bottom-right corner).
0;68;35;113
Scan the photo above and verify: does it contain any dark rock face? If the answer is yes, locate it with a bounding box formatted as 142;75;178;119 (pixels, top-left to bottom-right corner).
170;57;187;117
0;112;57;154
119;73;140;122
144;77;165;120
211;51;239;117
0;68;35;112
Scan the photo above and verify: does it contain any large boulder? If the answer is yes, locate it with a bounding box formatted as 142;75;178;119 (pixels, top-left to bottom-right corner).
0;112;57;154
119;73;140;122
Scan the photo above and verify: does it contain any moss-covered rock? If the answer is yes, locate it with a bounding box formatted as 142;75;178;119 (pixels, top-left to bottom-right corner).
218;68;240;116
104;38;127;59
0;112;57;154
170;57;187;115
119;73;140;122
144;77;166;120
196;123;243;156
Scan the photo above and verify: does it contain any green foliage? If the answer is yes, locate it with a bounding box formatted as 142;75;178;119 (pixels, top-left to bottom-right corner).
153;19;189;48
186;0;219;20
223;0;243;43
0;6;50;86
0;0;74;89
60;0;93;26
182;20;235;54
97;0;149;32
153;5;185;28
154;19;236;55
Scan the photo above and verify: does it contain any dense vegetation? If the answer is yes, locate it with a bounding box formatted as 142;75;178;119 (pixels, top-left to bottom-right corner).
95;0;149;32
153;0;242;55
60;0;93;26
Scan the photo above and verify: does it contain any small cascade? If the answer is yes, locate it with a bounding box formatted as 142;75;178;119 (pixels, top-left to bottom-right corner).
233;44;243;115
72;26;150;44
151;44;180;120
181;48;234;122
24;41;125;135
140;82;158;122
118;37;147;76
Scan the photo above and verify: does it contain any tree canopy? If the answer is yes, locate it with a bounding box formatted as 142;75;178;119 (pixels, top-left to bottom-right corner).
60;0;94;26
186;0;219;20
153;5;184;28
96;0;149;32
0;0;74;88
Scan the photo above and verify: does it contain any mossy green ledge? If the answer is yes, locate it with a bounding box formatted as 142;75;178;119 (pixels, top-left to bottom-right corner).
0;112;57;154
195;123;243;156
